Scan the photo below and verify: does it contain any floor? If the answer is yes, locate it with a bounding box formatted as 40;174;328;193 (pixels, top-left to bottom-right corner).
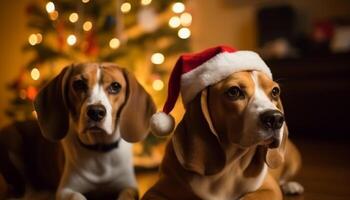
283;138;350;200
1;138;349;200
136;138;350;200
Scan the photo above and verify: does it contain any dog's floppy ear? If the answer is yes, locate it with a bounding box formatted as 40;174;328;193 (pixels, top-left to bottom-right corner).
119;69;156;142
266;99;288;169
34;66;72;141
172;92;226;175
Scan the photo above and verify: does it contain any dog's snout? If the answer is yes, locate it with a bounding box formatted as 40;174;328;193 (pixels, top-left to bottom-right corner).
87;105;106;122
260;110;284;130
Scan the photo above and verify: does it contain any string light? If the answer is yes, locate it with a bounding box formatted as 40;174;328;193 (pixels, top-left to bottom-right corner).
28;33;42;46
83;21;92;31
49;11;59;20
69;12;79;23
67;34;77;46
168;16;181;28
31;68;40;81
151;53;165;64
121;2;131;13
36;33;42;43
82;0;90;3
180;12;192;26
172;2;185;13
109;38;120;49
152;79;164;91
178;27;191;39
28;34;37;45
141;0;152;6
46;2;55;13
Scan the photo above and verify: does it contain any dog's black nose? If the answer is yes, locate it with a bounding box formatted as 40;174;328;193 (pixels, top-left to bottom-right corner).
87;105;106;122
260;110;284;130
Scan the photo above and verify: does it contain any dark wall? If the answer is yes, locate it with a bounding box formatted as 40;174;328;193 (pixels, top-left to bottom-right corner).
267;53;350;139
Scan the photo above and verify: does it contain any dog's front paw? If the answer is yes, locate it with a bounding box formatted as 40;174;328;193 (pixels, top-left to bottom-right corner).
68;192;87;200
117;188;139;200
281;181;304;195
57;189;87;200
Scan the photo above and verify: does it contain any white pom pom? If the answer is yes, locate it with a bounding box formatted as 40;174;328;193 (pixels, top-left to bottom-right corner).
150;112;175;136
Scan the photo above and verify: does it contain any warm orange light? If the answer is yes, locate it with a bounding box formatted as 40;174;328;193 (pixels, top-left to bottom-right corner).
67;34;77;46
141;0;152;6
180;12;192;26
27;86;38;101
83;21;92;31
121;2;131;13
172;2;185;13
49;11;59;20
30;68;40;80
151;53;165;64
46;2;55;13
169;16;181;28
69;12;79;23
152;79;164;91
178;27;191;39
109;38;120;49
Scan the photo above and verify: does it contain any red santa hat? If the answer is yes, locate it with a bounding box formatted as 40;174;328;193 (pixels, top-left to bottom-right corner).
150;45;272;136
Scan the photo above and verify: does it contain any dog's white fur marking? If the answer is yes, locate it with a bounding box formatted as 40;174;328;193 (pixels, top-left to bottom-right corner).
281;181;304;195
87;68;113;134
241;71;284;146
250;71;277;113
57;123;137;200
252;71;285;145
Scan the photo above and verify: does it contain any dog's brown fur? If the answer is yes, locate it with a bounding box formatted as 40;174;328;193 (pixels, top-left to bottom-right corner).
142;71;302;200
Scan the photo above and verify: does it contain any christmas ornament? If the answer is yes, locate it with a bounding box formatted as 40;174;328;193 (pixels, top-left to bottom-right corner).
150;45;272;136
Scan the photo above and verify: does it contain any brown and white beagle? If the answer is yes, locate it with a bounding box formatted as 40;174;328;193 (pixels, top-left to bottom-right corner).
0;63;156;200
142;71;303;200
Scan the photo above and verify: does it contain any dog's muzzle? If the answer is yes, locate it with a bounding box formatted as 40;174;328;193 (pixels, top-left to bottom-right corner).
87;104;106;122
260;110;284;130
259;109;284;149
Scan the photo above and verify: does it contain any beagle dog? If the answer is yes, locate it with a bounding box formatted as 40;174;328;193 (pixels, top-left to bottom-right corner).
142;71;303;200
0;63;156;200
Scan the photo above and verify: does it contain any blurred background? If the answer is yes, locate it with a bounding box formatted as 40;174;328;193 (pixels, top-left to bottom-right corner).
0;0;349;199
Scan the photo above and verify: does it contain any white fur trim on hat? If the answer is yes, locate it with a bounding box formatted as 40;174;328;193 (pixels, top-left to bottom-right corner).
150;112;175;136
180;51;272;104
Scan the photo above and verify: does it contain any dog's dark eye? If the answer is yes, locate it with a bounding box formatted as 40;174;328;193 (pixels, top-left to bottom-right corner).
225;86;243;100
108;82;121;94
73;79;87;92
271;87;280;97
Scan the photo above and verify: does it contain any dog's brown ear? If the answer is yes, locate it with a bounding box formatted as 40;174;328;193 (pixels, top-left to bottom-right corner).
33;66;72;141
172;93;226;175
266;99;288;169
119;69;156;142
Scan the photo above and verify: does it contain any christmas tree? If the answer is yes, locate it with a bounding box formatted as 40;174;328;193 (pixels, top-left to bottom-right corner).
6;0;191;168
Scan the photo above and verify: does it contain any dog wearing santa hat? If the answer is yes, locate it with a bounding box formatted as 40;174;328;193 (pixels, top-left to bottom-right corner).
142;46;303;200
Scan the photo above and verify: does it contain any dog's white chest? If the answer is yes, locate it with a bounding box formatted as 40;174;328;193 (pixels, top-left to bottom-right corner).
63;138;136;186
190;164;267;200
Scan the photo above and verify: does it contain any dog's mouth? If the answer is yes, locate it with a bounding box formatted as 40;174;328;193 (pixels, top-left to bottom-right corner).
260;136;280;149
84;126;106;134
